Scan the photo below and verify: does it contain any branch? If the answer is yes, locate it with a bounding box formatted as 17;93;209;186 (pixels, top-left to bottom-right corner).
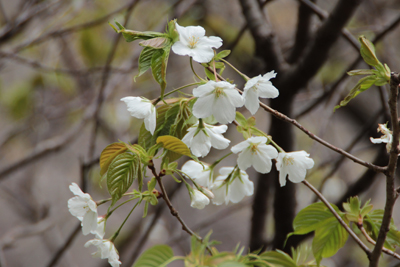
369;72;400;267
302;180;372;257
238;0;286;71
358;223;400;261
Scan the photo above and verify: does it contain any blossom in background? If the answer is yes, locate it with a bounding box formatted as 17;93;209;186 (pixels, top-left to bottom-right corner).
231;136;278;174
85;239;121;267
171;22;222;63
120;96;156;135
243;71;279;115
192;81;244;124
211;167;253;205
370;123;392;152
181;160;212;187
276;151;314;187
182;121;230;157
68;183;98;235
190;188;210;209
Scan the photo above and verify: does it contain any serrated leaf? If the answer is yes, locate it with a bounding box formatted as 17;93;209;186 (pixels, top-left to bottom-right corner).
99;143;128;176
133;245;174;267
312;216;349;265
136;47;156;78
334;75;377;111
156;135;191;157
292;202;335;235
140;37;170;49
260;251;297;267
107;152;138;205
151;47;170;98
364;210;400;250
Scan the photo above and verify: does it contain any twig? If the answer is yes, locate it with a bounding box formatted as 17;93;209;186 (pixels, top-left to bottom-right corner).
357;223;400;261
369;72;400;267
302;180;372;257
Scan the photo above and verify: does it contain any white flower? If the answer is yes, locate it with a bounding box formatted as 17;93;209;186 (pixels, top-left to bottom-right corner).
211;167;253;205
85;239;121;267
190;188;210;209
171;22;222;63
243;71;279;115
120;96;156;135
192;81;244;124
182;121;230;157
231;136;278;173
181;160;212;187
276;151;314;187
68;183;98;235
370;123;392;152
92;217;105;239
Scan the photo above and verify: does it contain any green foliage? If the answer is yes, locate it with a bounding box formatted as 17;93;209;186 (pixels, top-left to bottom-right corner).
334;36;391;111
156;135;191;157
214;50;231;60
342;196;373;223
110;21;163;42
364;210;400;250
99;142;128;176
107;152;140;205
132;245;174;267
235;112;266;139
289;202;348;265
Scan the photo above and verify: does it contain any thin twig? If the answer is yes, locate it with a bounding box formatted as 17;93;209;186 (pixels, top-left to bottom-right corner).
357;223;400;261
369;72;400;267
302;180;372;257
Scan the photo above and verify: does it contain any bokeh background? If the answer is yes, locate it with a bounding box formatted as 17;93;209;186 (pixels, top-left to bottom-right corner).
1;0;400;266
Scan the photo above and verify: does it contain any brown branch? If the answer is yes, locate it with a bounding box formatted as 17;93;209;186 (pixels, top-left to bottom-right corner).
358;223;400;261
302;180;372;257
369;72;400;267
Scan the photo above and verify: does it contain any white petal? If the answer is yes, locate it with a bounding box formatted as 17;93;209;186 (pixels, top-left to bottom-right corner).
231;139;250;154
121;97;151;119
237;149;253;171
191;46;215;63
205;127;230;149
244;76;261;90
244;88;260;115
257;84;279;99
218;167;235;176
69;183;84;196
191;189;210;209
193;81;216;97
262;71;277;80
224;88;244;108
82;210;98;235
213;95;235;124
251;151;272;173
228;174;254;203
171;41;194;56
144;107;156;135
279;169;288;187
192;94;215;119
190;130;211;157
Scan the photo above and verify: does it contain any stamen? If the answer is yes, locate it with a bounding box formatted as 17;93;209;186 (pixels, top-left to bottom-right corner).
188;36;199;48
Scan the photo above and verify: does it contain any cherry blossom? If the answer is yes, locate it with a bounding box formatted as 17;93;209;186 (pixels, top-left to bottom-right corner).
275;151;314;187
190;188;210;209
121;96;156;135
85;239;121;267
181;160;212;187
370;123;392;152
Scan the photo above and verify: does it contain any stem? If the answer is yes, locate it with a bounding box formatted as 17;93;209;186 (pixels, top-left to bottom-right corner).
220;58;250;81
190;57;203;81
107;197;138;217
369;72;400;267
160;82;201;100
302;180;372;257
357;223;400;260
110;199;142;242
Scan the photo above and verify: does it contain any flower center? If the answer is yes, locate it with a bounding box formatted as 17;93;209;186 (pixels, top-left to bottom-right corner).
283;155;295;166
188;36;200;48
213;87;226;98
250;143;259;153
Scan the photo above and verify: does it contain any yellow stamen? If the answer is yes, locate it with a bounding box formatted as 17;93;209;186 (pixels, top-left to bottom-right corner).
283;155;294;166
188;36;199;48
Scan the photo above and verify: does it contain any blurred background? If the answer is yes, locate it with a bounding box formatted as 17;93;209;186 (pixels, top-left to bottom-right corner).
0;0;400;266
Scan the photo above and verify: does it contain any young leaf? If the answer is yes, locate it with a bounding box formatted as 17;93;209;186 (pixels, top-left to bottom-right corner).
151;47;170;98
111;21;163;42
107;152;138;205
260;251;297;267
140;37;170;49
364;210;400;250
99;143;128;175
156;135;191;157
132;245;174;267
215;50;231;60
291;202;334;235
136;47;156;79
359;36;380;67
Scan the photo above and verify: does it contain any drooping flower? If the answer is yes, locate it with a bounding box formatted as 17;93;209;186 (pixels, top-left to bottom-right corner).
231;136;278;173
243;71;279;115
68;183;98;235
85;239;121;267
211;167;253;205
182;121;230;157
192;81;244;124
181;160;212;187
92;217;105;239
370;123;392;152
120;96;156;135
190;188;211;209
275;151;314;187
171;22;222;63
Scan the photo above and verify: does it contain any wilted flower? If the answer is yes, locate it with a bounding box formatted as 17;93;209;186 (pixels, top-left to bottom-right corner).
171;22;222;63
192;81;244;124
182;121;230;157
211;167;253;205
121;96;156;135
68;183;98;235
243;71;279;115
275;151;314;187
231;136;278;173
181;160;212;187
85;239;121;267
370;123;392;152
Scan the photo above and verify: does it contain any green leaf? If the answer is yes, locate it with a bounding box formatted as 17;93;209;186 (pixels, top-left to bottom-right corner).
291;202;334;235
107;152;138;205
151;47;170;98
133;245;174;267
359;36;380;67
136;47;156;78
364;210;400;250
205;67;216;81
260;250;297;267
166;19;179;43
347;69;375;76
215;50;231;60
217;262;247;267
99;143;128;176
156;135;191;157
140;37;170;49
334;75;377;111
312;216;349;265
235;111;247;126
111;21;163;42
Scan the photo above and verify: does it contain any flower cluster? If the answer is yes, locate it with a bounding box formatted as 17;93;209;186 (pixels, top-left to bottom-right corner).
68;183;120;267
